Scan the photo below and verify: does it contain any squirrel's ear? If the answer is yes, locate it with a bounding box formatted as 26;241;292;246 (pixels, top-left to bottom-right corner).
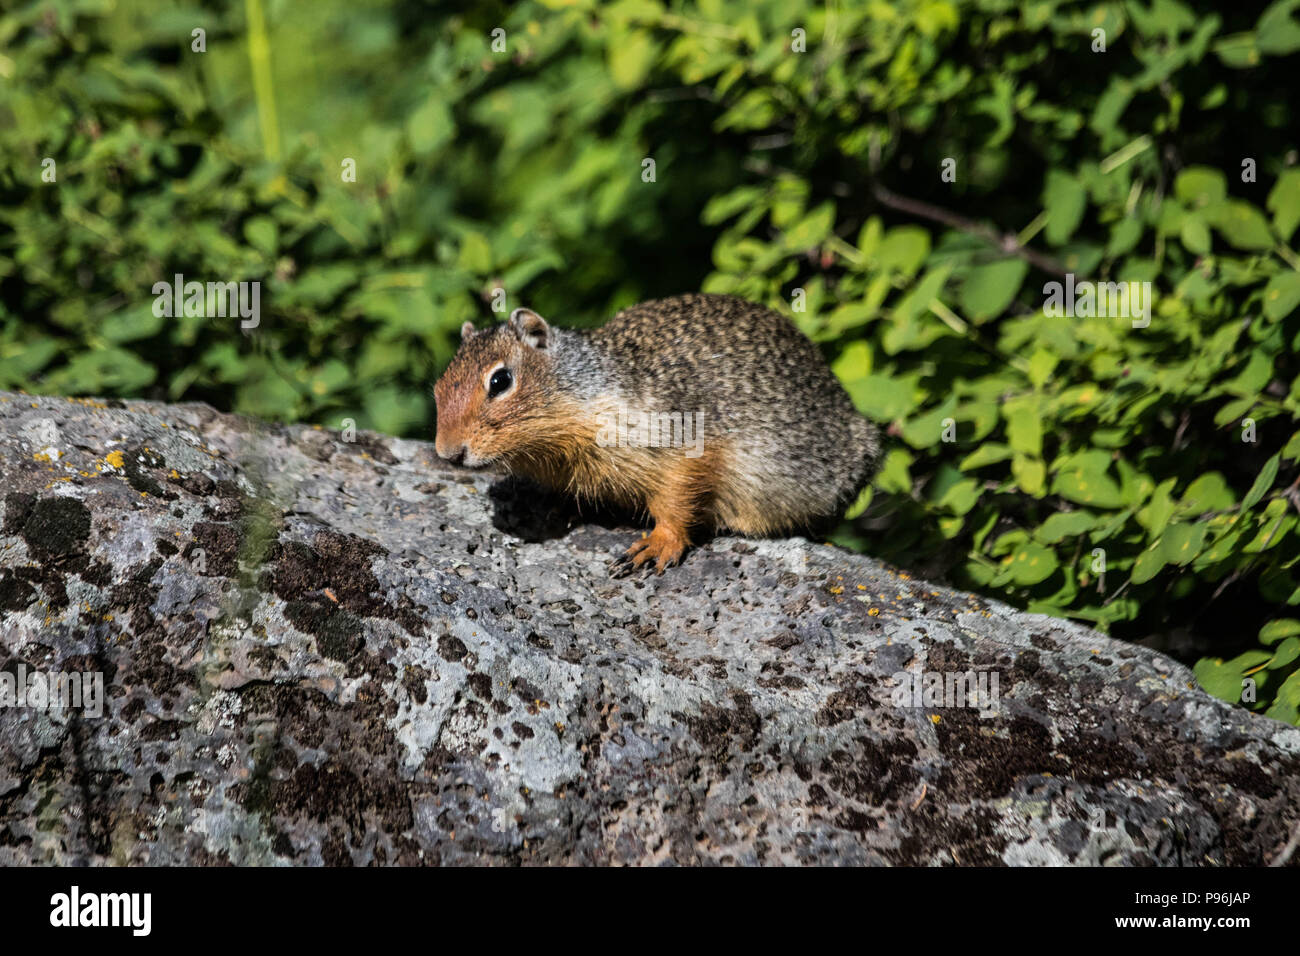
460;321;477;340
509;308;550;349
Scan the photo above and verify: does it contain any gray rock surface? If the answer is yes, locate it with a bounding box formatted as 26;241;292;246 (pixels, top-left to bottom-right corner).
0;391;1297;866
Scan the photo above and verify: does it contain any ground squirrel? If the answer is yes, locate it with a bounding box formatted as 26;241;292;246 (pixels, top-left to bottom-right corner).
434;293;880;573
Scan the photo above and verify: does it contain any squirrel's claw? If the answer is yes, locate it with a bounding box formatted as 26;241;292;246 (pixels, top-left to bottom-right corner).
608;552;640;579
610;529;686;577
609;538;653;578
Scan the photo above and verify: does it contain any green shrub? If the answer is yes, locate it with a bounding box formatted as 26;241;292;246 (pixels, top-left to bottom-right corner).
2;0;1298;721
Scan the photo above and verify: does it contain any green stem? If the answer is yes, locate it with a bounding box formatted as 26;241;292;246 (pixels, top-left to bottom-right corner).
245;0;280;163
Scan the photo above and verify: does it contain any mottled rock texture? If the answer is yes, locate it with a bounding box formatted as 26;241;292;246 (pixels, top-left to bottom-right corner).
0;391;1297;866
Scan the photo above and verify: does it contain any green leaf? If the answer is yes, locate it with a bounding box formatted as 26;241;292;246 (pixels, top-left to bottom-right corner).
1258;0;1300;54
101;303;167;344
1214;32;1262;69
1174;167;1227;208
894;266;953;322
716;89;777;132
841;371;919;421
0;339;60;384
1269;636;1300;669
456;231;493;273
1194;651;1271;704
1004;399;1043;456
1043;170;1086;245
843;484;873;521
1267;168;1300;240
1011;454;1046;497
407;98;453;156
960;443;1014;470
609;29;657;90
936;478;981;515
44;348;158;393
1261;619;1300;645
876;226;930;277
701;187;763;226
961;259;1029;322
1137;478;1178;539
1241;452;1280;512
784;202;836;250
899;395;957;449
1222;349;1273;397
1264;671;1300;724
1180;215;1211;255
1262;271;1300;321
1006;542;1058;585
1107;218;1144;257
1036;510;1098;543
1091;79;1133;131
1208;200;1275;250
1026;349;1059;388
1160;522;1208;566
1131;544;1167;584
1053;467;1125;509
1244;498;1294;552
875;448;914;495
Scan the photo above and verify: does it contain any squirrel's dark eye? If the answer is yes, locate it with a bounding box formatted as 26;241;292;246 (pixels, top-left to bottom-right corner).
488;367;513;398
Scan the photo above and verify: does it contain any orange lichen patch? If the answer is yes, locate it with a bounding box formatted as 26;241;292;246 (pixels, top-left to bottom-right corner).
103;450;125;469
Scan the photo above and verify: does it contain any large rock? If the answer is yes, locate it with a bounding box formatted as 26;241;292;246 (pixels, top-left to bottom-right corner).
0;391;1296;866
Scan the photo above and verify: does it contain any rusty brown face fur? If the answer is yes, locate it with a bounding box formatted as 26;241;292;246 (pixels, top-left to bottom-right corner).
433;310;560;468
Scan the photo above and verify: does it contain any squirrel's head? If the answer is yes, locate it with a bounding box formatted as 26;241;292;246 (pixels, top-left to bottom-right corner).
434;307;560;468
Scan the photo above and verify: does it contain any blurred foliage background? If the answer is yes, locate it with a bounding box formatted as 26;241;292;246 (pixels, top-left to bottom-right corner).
3;0;1300;722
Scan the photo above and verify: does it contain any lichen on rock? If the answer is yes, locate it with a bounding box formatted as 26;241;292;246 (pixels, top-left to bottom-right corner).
0;392;1297;865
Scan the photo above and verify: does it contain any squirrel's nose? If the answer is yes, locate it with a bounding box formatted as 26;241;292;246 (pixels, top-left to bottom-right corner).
441;444;467;467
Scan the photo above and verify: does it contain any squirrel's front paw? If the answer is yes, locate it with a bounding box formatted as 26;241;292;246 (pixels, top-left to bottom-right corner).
609;525;688;577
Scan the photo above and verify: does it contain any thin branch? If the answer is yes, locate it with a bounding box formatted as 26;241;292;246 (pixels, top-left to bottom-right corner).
871;184;1073;279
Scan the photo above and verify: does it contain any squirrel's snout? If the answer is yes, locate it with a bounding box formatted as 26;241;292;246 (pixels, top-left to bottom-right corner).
438;442;468;467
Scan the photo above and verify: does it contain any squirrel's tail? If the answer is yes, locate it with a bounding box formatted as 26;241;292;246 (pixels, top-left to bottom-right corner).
829;416;882;520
